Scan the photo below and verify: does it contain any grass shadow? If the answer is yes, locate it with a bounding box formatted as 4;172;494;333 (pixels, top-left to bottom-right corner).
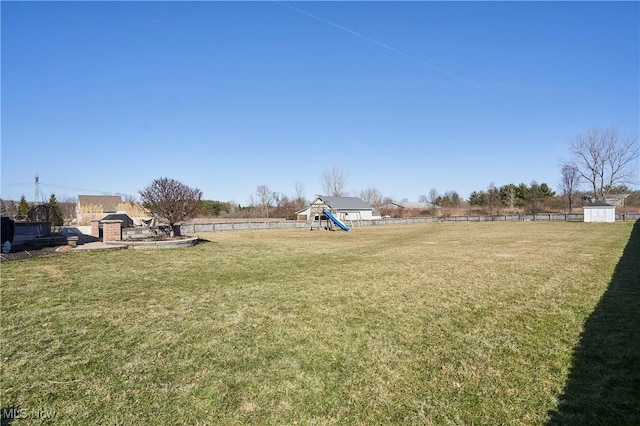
548;220;640;425
195;237;216;244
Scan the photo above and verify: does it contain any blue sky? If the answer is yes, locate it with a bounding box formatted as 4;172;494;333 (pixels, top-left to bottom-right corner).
2;1;638;204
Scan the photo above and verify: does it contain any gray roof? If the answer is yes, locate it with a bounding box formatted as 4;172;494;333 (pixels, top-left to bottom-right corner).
399;202;433;209
379;201;434;209
319;196;372;210
102;213;134;228
584;201;615;207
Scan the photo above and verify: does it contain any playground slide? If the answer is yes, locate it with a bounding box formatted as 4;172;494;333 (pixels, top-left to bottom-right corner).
323;210;350;232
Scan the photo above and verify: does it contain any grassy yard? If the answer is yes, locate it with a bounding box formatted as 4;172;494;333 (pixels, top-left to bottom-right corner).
1;221;638;425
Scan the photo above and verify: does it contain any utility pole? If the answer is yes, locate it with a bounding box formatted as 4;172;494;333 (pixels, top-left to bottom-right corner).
34;173;42;204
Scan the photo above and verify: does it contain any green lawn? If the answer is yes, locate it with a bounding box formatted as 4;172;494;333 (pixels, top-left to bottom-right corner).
1;221;638;425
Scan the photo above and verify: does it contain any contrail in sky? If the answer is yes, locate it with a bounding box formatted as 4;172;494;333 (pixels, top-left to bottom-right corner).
274;1;488;93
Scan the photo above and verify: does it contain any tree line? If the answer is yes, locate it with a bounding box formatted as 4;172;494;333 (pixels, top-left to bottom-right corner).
0;194;65;225
2;127;637;224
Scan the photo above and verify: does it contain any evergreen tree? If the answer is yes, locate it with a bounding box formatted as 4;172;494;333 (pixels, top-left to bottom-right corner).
18;195;30;220
528;181;542;215
49;194;64;226
538;183;555;198
517;183;530;207
468;191;486;206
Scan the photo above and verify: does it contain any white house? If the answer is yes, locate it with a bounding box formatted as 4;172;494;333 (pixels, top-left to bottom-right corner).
583;202;616;223
296;196;381;221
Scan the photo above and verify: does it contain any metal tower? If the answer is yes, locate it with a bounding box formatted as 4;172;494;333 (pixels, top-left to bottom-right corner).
34;173;42;204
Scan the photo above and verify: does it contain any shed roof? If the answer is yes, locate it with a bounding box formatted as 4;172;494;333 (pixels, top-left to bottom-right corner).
102;213;134;228
318;196;373;210
584;201;615;207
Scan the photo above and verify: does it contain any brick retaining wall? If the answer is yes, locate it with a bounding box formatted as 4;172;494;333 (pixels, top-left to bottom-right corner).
102;220;122;242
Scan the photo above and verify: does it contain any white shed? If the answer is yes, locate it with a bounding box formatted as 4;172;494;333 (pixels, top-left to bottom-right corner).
583;202;616;223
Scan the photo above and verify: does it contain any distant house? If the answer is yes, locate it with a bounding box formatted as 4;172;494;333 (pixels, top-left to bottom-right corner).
378;201;434;217
378;201;405;211
583;202;616;223
76;195;123;225
296;196;381;221
582;194;630;207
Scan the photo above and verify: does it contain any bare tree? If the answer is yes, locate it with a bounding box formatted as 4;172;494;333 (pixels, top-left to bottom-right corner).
246;194;258;217
139;177;202;236
0;199;18;219
528;180;541;216
322;166;348;196
436;191;459;217
428;188;439;206
294;182;307;210
426;188;439;215
569;127;639;202
499;184;518;210
60;196;77;221
559;163;581;213
359;187;383;207
272;192;285;211
443;190;462;208
486;182;500;216
256;185;273;218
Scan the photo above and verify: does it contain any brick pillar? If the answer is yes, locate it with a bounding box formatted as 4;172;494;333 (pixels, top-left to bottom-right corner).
102;220;123;242
91;220;100;238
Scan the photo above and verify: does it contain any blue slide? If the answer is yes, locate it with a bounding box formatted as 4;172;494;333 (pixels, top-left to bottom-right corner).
323;210;350;232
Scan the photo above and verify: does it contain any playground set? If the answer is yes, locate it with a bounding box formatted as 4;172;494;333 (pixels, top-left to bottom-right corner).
307;202;362;232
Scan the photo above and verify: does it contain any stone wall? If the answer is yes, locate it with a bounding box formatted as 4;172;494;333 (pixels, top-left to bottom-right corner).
121;226;171;240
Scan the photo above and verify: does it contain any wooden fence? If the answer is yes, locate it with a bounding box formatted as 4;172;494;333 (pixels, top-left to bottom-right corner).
179;212;640;234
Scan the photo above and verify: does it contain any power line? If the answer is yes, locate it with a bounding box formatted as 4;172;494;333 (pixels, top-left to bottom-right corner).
1;182;137;199
37;183;114;194
38;183;137;198
0;183;35;188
